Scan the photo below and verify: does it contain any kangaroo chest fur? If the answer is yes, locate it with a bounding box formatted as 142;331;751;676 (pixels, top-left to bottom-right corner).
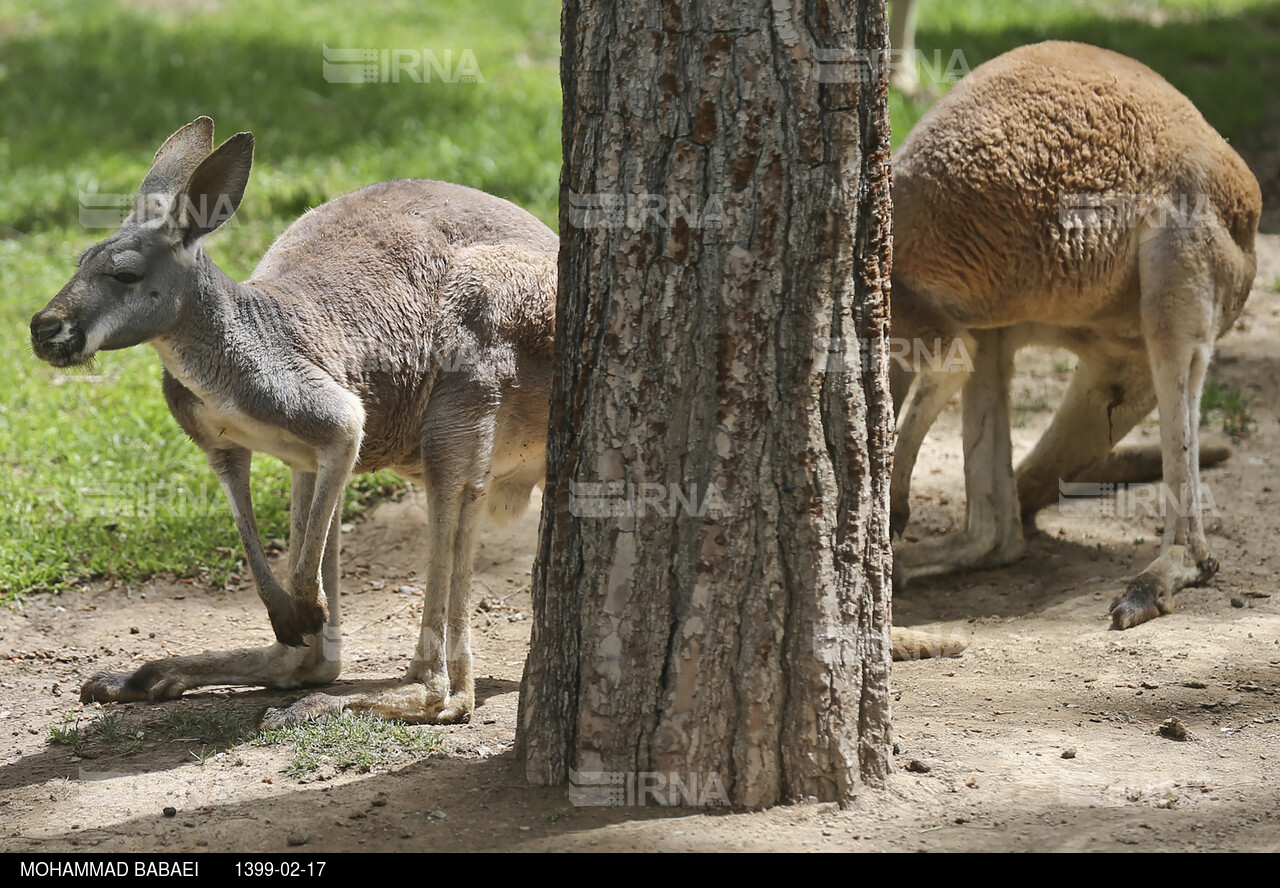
194;401;320;472
153;339;329;473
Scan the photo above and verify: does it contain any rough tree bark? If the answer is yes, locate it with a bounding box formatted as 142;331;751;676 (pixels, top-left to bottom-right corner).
518;0;895;807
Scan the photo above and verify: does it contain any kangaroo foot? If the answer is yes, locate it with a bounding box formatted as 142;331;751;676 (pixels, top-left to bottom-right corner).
260;692;346;730
1110;544;1210;630
81;662;188;704
1110;571;1174;630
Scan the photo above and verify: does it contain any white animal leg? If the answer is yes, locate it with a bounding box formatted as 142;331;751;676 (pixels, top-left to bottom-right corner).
895;328;1022;582
890;354;970;536
205;446;297;644
1111;226;1220;628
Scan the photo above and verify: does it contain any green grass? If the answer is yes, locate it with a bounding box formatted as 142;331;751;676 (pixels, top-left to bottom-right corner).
45;704;151;755
1200;375;1253;439
254;711;445;777
46;703;262;761
1013;388;1052;413
93;706;125;742
45;701;441;775
163;707;259;747
4;0;1276;599
46;709;86;753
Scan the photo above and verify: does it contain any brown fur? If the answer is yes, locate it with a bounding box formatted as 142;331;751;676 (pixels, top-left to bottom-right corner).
889;42;1260;629
894;42;1257;332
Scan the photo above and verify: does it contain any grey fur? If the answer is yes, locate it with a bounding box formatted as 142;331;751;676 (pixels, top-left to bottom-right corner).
31;118;556;724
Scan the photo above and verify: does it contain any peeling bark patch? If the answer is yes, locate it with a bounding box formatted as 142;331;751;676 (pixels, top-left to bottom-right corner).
604;531;636;616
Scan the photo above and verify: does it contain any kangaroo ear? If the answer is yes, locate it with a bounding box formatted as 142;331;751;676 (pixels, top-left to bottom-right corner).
134;117;216;222
169;132;254;245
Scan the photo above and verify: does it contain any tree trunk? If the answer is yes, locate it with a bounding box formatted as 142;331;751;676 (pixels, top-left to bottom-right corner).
518;0;894;808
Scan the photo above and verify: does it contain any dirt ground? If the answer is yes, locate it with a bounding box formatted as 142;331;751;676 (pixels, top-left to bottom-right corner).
2;239;1279;854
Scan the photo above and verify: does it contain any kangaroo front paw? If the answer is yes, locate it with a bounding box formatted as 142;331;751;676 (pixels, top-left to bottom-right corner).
266;596;327;648
890;507;910;539
267;607;310;648
292;597;328;639
288;576;329;638
80;663;186;704
890;501;910;538
1110;573;1174;630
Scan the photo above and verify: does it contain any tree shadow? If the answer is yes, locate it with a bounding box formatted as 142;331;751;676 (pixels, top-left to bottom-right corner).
0;676;514;795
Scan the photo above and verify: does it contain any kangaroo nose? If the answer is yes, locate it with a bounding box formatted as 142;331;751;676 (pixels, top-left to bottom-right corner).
31;313;64;344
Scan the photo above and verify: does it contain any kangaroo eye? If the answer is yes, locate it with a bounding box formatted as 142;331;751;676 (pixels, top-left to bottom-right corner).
113;271;142;285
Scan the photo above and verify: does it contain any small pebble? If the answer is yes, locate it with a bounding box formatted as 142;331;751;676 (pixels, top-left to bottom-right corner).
287;831;309;846
1061;747;1077;759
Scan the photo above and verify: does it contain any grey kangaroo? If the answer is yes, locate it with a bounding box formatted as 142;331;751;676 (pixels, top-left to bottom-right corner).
31;118;557;725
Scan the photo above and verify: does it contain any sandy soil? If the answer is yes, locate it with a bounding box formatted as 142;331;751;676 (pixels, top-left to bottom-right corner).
2;238;1278;854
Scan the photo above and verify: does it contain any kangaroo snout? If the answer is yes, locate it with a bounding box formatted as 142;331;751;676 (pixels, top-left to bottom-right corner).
30;312;64;343
30;309;85;366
